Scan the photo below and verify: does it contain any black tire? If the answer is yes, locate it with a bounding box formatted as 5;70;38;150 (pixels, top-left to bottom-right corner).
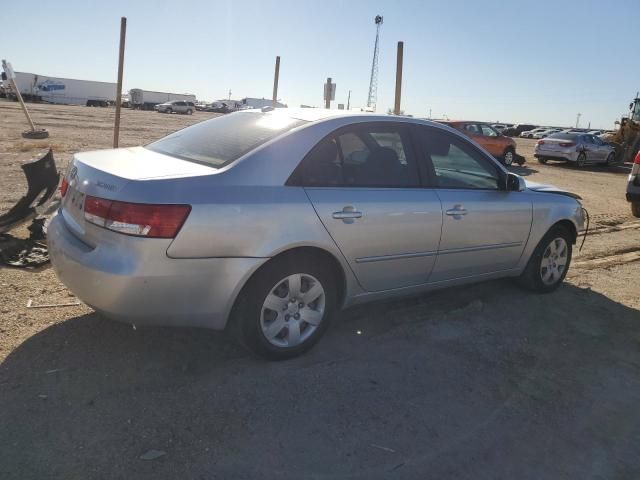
502;147;515;166
517;225;573;293
230;254;337;360
166;108;172;114
576;152;586;168
537;156;548;164
605;152;615;166
187;109;193;115
632;202;640;218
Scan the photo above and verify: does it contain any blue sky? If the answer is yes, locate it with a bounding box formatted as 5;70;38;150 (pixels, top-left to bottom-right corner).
3;0;638;128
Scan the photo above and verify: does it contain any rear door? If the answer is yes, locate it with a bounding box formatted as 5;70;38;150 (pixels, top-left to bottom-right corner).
412;125;532;282
581;135;599;162
291;122;443;292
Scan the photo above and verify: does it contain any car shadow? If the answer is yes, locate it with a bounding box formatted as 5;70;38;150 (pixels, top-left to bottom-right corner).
545;160;632;174
507;164;538;176
1;282;640;479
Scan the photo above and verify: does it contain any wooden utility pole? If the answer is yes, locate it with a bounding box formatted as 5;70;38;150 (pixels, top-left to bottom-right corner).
113;17;127;148
393;41;404;115
272;56;280;107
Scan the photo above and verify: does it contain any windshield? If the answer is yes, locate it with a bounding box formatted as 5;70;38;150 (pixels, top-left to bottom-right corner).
146;111;307;167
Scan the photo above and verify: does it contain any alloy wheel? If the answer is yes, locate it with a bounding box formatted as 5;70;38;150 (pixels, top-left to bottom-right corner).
260;273;326;348
504;150;514;165
540;237;568;286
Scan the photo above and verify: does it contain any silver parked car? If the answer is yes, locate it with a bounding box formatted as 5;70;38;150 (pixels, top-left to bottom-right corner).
155;100;195;115
48;109;586;359
534;132;616;167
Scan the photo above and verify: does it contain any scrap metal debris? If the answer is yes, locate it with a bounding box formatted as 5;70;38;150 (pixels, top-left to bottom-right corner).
0;149;60;269
26;298;81;309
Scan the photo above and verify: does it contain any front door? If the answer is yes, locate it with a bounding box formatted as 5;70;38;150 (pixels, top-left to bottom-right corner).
290;122;443;292
412;125;533;282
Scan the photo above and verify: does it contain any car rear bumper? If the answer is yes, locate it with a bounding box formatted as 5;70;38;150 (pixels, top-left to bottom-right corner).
47;212;266;330
534;150;578;162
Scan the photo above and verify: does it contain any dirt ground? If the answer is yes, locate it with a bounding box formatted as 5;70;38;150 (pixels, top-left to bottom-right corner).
1;101;639;479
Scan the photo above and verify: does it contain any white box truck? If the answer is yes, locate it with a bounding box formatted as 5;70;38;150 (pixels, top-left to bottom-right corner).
129;89;196;110
2;71;116;106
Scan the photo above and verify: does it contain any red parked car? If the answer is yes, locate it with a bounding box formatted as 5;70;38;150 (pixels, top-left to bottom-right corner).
438;121;520;166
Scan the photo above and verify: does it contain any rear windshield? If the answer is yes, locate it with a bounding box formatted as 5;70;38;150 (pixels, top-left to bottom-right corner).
547;133;579;140
146;112;307;168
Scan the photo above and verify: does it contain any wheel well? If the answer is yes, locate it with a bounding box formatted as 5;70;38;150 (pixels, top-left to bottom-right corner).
251;247;347;306
552;220;578;244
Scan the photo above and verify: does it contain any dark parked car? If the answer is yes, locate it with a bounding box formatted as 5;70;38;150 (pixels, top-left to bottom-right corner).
502;124;538;137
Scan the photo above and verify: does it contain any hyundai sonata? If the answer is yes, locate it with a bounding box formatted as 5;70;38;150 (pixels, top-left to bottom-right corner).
49;109;586;359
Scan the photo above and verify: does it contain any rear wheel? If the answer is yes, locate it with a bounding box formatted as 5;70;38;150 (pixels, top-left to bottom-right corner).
187;109;193;115
517;225;572;293
632;202;640;218
576;152;587;168
537;156;548;164
231;255;337;360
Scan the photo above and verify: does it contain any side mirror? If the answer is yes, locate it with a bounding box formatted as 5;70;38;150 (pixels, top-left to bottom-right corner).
505;172;526;192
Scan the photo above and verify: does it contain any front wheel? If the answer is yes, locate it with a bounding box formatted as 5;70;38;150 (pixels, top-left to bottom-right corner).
517;225;573;293
576;152;586;168
231;256;337;360
605;152;615;166
187;109;193;115
502;147;515;166
632;202;640;218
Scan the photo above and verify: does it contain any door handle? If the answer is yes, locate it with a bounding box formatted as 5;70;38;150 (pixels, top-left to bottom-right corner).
445;205;467;217
332;206;362;223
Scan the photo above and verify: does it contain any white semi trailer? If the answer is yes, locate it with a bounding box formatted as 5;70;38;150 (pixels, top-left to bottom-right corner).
3;71;116;106
129;89;196;110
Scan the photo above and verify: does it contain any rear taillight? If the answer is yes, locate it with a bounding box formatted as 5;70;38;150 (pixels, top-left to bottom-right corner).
537;140;545;145
559;142;575;148
84;196;191;238
60;177;69;197
634;151;640;164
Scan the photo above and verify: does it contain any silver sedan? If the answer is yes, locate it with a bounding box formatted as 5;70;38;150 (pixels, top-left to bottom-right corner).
534;132;616;167
48;109;586;359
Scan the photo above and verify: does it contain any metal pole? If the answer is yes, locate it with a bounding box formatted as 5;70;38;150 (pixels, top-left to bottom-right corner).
347;90;351;110
394;41;404;115
3;60;36;131
272;56;280;107
113;17;126;148
325;77;331;109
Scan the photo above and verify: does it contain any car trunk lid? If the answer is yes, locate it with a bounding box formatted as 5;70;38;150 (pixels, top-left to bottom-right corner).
59;147;213;245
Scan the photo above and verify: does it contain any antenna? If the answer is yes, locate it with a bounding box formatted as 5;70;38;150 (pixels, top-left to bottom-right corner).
367;15;383;111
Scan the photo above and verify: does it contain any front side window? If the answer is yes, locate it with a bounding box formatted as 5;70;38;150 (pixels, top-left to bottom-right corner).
290;124;419;188
480;124;498;137
417;127;501;190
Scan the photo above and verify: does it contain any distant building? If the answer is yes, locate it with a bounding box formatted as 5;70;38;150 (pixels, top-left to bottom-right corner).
241;97;286;109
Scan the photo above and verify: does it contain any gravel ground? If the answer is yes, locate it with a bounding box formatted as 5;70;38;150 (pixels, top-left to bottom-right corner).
1;101;639;479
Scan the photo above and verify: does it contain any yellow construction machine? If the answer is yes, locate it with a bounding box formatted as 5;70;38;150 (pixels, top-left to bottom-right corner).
602;95;640;163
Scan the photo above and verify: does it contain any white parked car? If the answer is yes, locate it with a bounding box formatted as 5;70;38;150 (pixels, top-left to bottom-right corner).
521;127;549;138
532;128;562;139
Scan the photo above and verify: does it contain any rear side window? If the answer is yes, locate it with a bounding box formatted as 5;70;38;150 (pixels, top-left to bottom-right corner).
290;124;420;188
415;127;500;190
147;112;306;168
